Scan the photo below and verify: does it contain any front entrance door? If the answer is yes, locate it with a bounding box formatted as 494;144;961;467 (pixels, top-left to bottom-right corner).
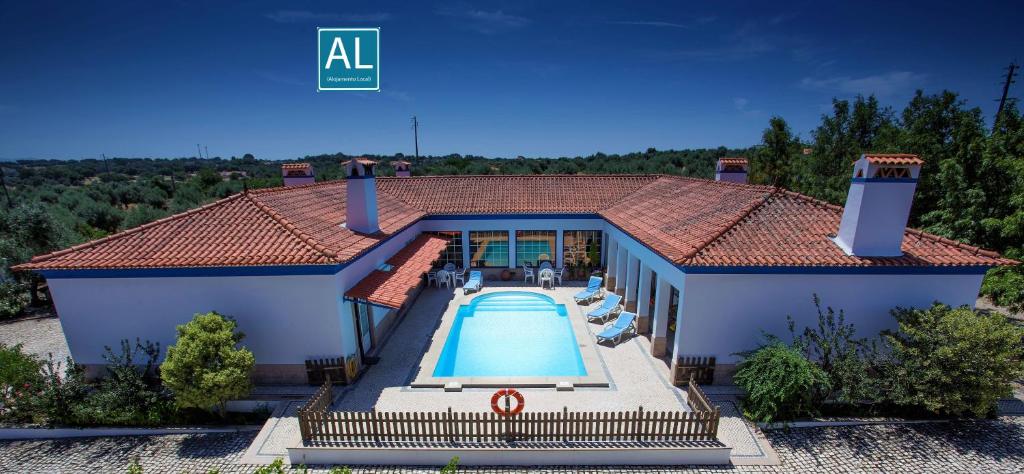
665;285;679;359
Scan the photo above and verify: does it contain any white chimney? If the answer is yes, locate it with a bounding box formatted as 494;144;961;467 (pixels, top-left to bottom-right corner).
343;158;380;234
281;163;314;186
715;157;748;183
834;154;923;257
392;160;412;177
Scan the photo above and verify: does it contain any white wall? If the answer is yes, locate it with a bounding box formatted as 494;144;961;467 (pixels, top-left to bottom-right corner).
48;274;343;365
678;272;985;363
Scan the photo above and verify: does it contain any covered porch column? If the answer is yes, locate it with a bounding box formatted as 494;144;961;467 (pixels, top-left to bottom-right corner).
635;263;653;333
614;246;628;297
650;276;671;357
605;238;618;290
623;254;640;312
555;230;564;269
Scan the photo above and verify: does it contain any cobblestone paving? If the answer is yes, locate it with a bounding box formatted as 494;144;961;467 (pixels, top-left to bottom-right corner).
0;314;69;362
2;417;1023;473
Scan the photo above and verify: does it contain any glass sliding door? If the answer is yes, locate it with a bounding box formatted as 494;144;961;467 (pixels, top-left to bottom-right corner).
562;230;602;278
515;230;556;267
469;231;509;268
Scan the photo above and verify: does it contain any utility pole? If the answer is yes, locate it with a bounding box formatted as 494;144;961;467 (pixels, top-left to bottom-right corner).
995;62;1018;126
101;153;110;173
197;143;203;159
204;145;209;160
0;166;11;209
411;116;420;159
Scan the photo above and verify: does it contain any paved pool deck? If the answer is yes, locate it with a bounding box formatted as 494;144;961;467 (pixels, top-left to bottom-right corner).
243;282;778;466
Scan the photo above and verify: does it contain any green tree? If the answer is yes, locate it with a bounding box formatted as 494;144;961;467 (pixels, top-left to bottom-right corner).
881;303;1024;417
800;96;896;203
160;312;255;417
753;116;800;188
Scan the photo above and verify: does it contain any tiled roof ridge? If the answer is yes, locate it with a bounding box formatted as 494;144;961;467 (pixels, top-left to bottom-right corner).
242;191;340;260
656;174;775;192
676;186;782;264
17;193;250;268
376;173;664;181
249;179;339;195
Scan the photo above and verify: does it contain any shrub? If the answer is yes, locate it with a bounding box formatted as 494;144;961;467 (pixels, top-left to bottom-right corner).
76;339;174;426
882;303;1024;417
160;312;255;417
794;295;878;405
734;341;830;423
0;344;43;421
0;280;28;319
32;354;88;425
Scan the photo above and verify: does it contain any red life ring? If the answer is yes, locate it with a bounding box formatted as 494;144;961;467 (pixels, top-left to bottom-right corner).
490;388;525;416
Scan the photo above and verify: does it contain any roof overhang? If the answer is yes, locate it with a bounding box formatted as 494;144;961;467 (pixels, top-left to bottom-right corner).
344;234;449;309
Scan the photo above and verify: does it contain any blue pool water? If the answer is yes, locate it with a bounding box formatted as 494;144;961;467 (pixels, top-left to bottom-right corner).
433;292;587;377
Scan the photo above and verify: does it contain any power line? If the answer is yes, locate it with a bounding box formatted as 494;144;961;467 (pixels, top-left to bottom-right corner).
411;115;420;159
995;62;1018;126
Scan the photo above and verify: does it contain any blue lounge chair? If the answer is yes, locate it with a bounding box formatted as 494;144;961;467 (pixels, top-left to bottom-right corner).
573;276;604;303
596;312;637;345
463;270;483;294
587;293;622;323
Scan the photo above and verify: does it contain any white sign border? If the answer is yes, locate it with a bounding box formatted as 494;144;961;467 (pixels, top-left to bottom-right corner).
317;27;381;92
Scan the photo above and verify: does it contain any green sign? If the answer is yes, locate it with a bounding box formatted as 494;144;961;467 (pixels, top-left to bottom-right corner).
318;28;379;91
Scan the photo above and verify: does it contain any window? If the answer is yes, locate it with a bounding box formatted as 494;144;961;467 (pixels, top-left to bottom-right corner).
425;231;464;268
562;230;603;270
469;231;509;268
516;230;556;267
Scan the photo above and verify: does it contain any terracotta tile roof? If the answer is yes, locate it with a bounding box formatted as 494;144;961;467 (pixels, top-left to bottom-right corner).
13;173;1013;272
281;163;311;170
600;177;777;262
344;234;449;308
13;194;338;270
391;160;412;166
684;190;1015;267
377;175;657;214
862;154;924;166
15;181;425;270
719;157;748;166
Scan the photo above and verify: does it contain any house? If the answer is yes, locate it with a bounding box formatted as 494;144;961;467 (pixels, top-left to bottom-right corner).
13;155;1014;383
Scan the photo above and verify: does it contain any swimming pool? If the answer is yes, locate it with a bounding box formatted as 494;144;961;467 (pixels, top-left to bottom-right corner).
432;291;587;377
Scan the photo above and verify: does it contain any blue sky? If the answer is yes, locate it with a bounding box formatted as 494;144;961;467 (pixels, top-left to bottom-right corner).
0;1;1020;161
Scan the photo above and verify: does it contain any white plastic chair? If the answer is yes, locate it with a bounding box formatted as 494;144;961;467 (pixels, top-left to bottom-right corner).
453;268;466;286
427;270;438;287
539;261;553;272
436;270;451;288
539;268;555;289
554;266;566;285
522;264;535;283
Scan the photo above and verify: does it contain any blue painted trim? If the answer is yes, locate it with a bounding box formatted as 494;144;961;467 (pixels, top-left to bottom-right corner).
422;213;603;221
38;264;344;279
678;265;991;275
850;177;918;183
346;175;375;179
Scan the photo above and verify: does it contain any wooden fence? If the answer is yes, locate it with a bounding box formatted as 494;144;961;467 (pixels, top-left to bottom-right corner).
686;377;720;436
305;358;346;386
297;380;720;445
673;356;716;386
